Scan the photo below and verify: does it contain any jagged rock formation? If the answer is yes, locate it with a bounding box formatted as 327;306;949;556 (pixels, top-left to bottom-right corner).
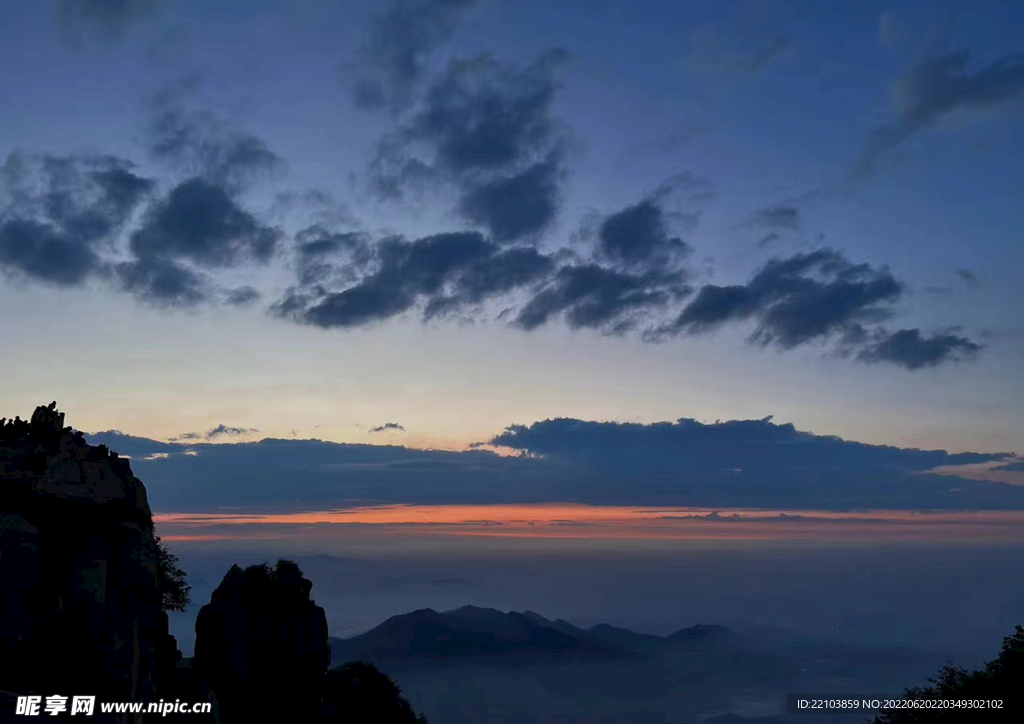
0;404;198;723
193;560;331;723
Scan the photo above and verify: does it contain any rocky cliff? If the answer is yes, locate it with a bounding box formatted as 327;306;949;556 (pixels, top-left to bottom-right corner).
193;559;331;722
0;403;188;723
1;403;427;724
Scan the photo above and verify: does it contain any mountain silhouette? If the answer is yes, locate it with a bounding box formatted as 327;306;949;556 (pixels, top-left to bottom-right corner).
330;607;788;669
329;605;639;669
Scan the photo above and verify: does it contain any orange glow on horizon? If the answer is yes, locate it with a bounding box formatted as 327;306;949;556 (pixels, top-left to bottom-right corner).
152;504;1024;543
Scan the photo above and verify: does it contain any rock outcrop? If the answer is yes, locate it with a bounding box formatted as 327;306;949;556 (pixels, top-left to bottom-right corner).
193;560;331;722
2;403;426;723
0;404;192;723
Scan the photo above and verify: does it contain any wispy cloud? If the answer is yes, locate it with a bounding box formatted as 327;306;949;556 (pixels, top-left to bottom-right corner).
57;0;161;45
369;422;407;433
858;50;1024;175
170;424;259;442
346;0;481;110
684;26;792;76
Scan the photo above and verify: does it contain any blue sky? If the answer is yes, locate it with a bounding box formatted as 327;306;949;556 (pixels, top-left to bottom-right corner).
1;0;1023;459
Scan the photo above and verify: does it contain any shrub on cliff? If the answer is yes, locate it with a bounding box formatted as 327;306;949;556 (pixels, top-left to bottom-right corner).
322;661;429;723
872;625;1023;722
155;535;191;613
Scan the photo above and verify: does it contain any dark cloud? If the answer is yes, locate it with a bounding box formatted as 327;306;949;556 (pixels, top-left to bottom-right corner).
275;231;491;328
458;156;563;242
515;264;690;334
660;249;907;348
278;172;701;339
1;153;155;230
583;173;709;272
87;419;1024;511
395;51;566;174
423;246;555;320
0;150;278;308
0;153;153;286
956;268;979;285
129;178;280;268
272;230;977;369
111;256;212;307
293;225;373;286
860;50;1024;172
351;0;480;110
994;460;1024;472
481;416;1017;508
81;430;185;457
854;327;983;370
0;218;103;287
596;199;692;271
663;284;759;333
645;249;983;369
370;49;570;243
205;424;259;439
275;232;555;329
172;424;259;443
369;422;407;433
58;0;160;41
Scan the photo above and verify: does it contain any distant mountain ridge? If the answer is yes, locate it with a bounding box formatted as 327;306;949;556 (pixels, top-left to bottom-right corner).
329;605;754;669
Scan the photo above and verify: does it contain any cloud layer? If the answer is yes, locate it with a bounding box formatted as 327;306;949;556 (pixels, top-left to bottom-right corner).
0;144;984;370
0;9;1002;374
85;415;1021;511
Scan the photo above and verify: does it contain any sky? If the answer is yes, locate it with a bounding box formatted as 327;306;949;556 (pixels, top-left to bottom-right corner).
1;0;1022;458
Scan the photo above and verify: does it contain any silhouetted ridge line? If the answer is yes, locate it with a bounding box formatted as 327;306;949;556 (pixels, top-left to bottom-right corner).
327;606;750;670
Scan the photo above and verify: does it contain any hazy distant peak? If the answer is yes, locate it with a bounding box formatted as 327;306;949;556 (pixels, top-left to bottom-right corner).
445;604;501;615
665;623;733;642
